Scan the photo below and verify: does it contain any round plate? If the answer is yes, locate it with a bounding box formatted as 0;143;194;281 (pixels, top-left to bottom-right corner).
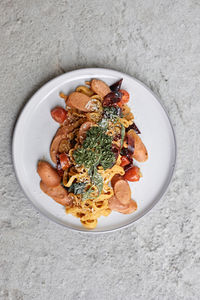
12;68;176;233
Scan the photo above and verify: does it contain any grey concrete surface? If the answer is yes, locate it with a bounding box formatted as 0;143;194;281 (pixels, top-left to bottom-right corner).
0;0;200;299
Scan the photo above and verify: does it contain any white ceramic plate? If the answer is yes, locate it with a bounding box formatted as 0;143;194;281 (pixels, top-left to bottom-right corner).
12;68;176;233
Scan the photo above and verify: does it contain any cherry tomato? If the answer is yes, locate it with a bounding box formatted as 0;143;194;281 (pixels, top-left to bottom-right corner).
123;166;141;182
58;153;70;170
117;89;130;107
120;89;130;103
51;107;67;123
120;156;130;167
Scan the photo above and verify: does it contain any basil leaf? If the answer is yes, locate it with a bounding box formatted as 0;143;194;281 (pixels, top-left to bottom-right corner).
68;182;86;195
82;167;103;201
92;168;103;196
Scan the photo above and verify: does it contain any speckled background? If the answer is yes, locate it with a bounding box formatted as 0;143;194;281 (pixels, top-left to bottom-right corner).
1;0;200;299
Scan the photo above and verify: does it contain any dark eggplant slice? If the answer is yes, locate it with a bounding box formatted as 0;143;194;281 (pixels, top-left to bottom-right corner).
126;122;141;134
103;91;122;107
110;79;123;92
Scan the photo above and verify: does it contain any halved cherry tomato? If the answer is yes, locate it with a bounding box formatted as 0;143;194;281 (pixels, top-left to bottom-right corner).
120;89;130;103
58;153;71;170
117;89;130;107
51;107;67;123
123;166;141;182
120;156;130;167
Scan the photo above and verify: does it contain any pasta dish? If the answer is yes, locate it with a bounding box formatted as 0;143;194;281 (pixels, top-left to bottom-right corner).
37;78;148;229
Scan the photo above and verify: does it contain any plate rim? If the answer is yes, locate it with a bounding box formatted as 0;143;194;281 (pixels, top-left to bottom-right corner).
12;67;177;234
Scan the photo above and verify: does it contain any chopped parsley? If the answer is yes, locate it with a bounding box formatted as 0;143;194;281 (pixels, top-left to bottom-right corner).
73;126;115;200
73;127;115;170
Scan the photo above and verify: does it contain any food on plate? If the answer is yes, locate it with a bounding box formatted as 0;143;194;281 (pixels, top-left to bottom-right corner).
90;79;111;97
37;161;61;187
67;92;92;112
126;129;148;162
40;181;71;206
37;78;148;229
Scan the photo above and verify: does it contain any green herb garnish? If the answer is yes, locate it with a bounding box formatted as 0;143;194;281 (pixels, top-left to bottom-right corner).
82;167;103;201
73;127;115;170
68;182;86;195
88;166;103;194
73;126;115;200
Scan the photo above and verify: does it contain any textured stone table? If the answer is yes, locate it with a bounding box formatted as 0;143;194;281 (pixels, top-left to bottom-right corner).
1;1;200;299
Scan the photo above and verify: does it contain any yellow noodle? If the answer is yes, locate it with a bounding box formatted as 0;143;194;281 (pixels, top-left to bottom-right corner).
90;94;103;101
64;172;89;187
119;118;134;128
122;104;134;121
81;219;97;229
59;92;68;102
86;112;102;123
65;161;124;228
76;86;94;97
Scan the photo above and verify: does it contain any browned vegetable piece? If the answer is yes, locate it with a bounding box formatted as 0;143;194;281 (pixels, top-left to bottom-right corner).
37;161;60;187
126;122;141;134
110;79;123;92
102;91;122;107
127;129;148;162
40;181;72;206
90;79;111;98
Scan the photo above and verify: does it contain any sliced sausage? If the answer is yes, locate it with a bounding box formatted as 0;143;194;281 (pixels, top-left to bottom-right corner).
108;196;129;211
50;126;68;163
119;200;137;214
90;79;111;98
66;92;93;112
78;121;94;143
111;174;123;187
108;196;137;214
50;120;82;163
127;129;148;162
113;179;131;205
40;181;72;206
37;161;60;187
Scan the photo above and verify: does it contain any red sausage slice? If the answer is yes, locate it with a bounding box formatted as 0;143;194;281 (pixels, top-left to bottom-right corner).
40;181;72;207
